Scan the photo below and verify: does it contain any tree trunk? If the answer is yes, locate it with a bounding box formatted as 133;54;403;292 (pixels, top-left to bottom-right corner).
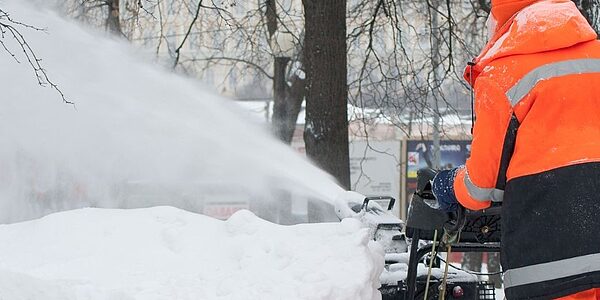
430;0;442;170
272;56;291;141
574;0;600;34
265;0;277;37
266;0;300;144
106;0;122;35
302;0;350;189
281;75;305;144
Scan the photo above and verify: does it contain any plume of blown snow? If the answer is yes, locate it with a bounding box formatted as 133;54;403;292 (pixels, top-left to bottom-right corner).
0;0;344;223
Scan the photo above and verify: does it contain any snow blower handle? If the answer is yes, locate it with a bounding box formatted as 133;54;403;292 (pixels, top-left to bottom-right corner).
416;168;437;199
415;168;467;240
444;205;466;235
361;196;396;211
416;168;440;210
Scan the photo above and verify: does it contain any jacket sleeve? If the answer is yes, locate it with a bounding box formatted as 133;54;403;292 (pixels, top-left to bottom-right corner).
453;74;516;210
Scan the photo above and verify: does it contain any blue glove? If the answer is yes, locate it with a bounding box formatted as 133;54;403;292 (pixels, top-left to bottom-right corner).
432;168;460;212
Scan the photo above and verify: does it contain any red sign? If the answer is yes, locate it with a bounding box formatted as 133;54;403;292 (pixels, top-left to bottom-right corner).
203;203;249;220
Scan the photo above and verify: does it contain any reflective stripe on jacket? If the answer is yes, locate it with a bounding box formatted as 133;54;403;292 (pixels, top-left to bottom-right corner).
453;0;600;298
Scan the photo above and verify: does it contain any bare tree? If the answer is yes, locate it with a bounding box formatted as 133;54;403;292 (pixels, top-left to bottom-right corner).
266;0;305;144
346;0;488;139
106;0;123;34
61;0;162;37
160;0;307;144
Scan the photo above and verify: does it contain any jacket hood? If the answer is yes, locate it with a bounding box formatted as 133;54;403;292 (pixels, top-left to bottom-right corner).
490;0;540;32
465;0;597;85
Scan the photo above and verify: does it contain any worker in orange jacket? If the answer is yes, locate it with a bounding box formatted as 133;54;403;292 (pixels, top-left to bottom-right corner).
430;0;600;299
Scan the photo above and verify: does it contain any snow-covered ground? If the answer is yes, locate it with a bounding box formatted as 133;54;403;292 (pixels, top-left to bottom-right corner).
0;207;384;300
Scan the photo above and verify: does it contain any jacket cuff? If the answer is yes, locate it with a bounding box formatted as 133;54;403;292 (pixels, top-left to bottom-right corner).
453;167;492;211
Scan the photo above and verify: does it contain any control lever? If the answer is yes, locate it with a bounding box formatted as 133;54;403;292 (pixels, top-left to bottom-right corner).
416;168;438;209
443;205;466;244
361;196;396;211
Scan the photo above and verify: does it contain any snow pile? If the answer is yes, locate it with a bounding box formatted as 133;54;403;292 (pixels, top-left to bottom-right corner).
0;0;343;223
0;207;384;300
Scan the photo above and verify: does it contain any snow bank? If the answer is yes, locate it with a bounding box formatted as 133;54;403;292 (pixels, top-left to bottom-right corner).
0;207;384;300
0;0;343;223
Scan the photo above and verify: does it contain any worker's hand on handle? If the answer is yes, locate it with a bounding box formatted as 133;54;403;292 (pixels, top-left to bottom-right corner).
416;167;461;213
432;168;461;213
416;167;466;244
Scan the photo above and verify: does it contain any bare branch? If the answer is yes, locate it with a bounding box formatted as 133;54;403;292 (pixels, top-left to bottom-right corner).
0;8;72;105
181;56;273;80
173;0;203;67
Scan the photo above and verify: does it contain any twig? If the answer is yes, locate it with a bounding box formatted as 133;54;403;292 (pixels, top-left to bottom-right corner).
0;8;73;105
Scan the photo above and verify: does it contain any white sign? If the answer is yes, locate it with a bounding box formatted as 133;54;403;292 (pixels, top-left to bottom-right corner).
349;140;401;217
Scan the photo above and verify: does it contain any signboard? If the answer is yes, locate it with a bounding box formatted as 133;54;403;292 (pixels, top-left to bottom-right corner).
405;140;471;212
350;140;401;217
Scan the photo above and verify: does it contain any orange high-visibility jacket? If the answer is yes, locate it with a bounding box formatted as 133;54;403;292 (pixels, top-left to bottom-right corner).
454;0;600;299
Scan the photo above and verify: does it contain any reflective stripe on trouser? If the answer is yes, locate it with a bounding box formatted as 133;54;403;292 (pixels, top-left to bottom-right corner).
504;253;600;288
506;58;600;106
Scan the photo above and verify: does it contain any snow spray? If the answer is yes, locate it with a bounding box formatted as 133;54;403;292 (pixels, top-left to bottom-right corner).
0;0;343;224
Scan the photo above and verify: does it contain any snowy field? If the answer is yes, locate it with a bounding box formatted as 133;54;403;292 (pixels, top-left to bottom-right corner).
0;207;384;300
